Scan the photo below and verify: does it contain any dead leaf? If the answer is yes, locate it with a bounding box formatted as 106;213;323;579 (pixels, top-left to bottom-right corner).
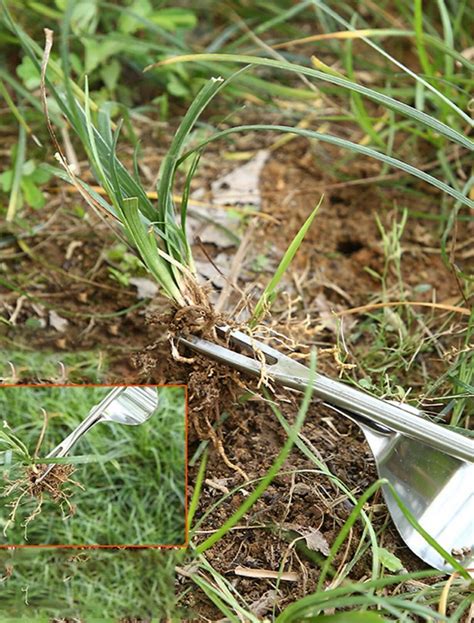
303;528;330;556
186;207;240;248
55;338;68;350
211;149;270;207
313;292;356;333
234;566;299;582
185;150;269;249
195;252;233;289
284;523;331;556
249;590;278;617
49;310;69;333
460;45;474;61
205;477;230;495
129;277;159;300
65;240;83;260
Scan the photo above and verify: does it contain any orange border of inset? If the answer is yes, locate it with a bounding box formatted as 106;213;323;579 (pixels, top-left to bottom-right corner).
0;383;189;550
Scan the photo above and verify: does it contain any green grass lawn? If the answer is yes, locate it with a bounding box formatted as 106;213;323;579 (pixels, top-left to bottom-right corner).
0;0;472;620
0;547;180;620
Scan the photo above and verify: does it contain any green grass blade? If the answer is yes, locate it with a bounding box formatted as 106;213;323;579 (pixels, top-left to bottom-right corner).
316;480;386;592
252;197;323;326
148;54;474;147
0;66;56;119
276;568;444;623
187;449;208;532
157;76;226;284
181;124;474;209
310;0;472;127
344;36;384;148
384;480;469;578
190;574;241;623
436;0;454;80
0;79;37;143
196;351;317;554
414;0;434;78
157;76;224;224
35;448;128;465
0;2;99;117
0;429;31;461
120;197;186;304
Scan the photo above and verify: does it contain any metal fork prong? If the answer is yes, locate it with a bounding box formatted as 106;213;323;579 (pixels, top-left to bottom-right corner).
216;325;290;365
178;334;268;377
225;329;278;361
34;387;127;484
178;332;313;395
181;331;474;462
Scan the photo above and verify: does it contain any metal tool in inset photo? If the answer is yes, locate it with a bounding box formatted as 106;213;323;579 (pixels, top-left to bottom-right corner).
179;326;474;573
35;386;159;484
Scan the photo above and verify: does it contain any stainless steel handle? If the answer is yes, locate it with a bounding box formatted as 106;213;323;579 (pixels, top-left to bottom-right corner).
45;386;125;459
34;387;126;483
179;331;474;464
278;369;474;463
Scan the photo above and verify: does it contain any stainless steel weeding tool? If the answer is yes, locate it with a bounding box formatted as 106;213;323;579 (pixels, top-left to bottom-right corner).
35;386;159;484
179;326;474;573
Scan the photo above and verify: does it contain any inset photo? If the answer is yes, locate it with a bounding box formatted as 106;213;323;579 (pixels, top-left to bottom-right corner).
0;385;187;547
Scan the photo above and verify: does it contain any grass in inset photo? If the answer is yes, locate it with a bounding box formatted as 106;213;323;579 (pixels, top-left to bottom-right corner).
0;547;180;620
0;385;186;546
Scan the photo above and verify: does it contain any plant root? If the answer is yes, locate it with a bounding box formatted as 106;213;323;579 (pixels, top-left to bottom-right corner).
3;463;82;536
133;301;255;479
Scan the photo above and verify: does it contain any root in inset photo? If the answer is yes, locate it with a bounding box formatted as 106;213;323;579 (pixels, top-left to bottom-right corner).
2;410;83;538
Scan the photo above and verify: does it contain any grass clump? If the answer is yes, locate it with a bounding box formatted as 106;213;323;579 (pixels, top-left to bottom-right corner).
2;3;219;319
3;0;471;331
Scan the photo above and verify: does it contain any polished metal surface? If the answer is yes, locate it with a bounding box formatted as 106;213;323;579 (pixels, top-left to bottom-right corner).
179;327;474;572
180;329;473;462
328;404;474;573
99;386;159;425
35;386;159;483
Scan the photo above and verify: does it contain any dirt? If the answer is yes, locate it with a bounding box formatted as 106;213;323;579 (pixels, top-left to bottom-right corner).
28;463;77;501
0;123;471;619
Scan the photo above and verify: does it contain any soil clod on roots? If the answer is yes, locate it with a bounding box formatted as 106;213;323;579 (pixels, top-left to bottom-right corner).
134;301;254;479
171;304;218;337
28;463;77;500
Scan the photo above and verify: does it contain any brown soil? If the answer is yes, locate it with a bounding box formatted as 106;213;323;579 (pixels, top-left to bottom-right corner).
28;464;77;502
0;126;471;619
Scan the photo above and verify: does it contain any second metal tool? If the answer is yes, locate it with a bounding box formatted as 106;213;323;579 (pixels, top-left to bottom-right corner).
35;386;159;484
180;327;474;573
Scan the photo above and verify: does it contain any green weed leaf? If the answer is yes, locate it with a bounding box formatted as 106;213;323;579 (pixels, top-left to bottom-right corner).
378;547;404;572
83;39;124;74
118;0;153;34
252;197;323;325
16;56;40;90
150;8;197;31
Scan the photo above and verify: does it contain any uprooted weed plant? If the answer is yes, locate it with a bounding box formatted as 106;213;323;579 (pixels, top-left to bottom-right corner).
3;2;472;422
1;406;81;537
